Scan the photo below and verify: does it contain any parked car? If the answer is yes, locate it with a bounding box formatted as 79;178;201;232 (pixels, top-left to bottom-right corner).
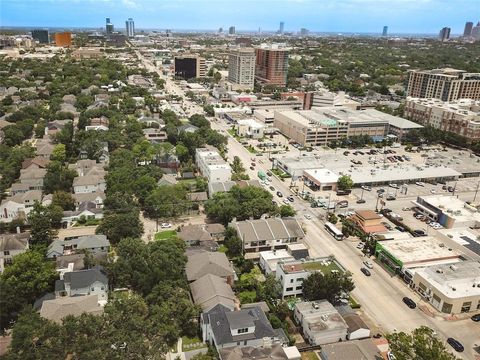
356;199;366;204
389;183;399;189
287;196;294;202
250;166;255;170
161;223;172;229
360;267;371;276
377;188;385;194
283;198;290;204
276;191;283;197
387;351;396;360
304;214;312;220
396;226;406;232
363;261;374;269
448;186;454;192
402;297;416;309
447;338;464;352
382;222;393;230
415;182;425;187
266;171;272;176
413;229;427;237
430;189;436;194
471;313;480;322
269;186;275;191
361;185;372;191
356;242;365;249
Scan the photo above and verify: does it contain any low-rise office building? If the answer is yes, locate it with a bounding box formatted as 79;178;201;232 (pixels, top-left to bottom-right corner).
236;119;265;139
302;169;339;191
195;147;232;183
259;249;294;275
412;261;480;314
294;301;348;346
413;195;480;229
253;109;275;127
349;210;387;234
375;237;462;273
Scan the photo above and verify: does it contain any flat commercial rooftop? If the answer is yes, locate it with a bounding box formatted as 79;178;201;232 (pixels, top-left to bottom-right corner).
426;149;480;176
417;196;480;223
438;228;480;258
304;168;339;184
379;236;461;268
341;164;461;184
415;261;480;299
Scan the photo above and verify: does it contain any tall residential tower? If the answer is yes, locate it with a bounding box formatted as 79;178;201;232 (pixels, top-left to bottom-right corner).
254;44;289;87
228;48;256;91
125;18;135;38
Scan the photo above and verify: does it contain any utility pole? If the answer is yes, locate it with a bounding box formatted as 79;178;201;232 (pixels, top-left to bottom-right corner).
473;181;480;203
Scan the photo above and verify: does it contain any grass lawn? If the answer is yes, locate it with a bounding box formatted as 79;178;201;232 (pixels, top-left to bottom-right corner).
155;230;177;240
301;351;319;360
301;259;342;273
181;336;206;352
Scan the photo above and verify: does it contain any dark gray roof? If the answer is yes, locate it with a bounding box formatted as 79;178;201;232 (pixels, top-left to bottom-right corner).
63;266;108;289
208;306;275;346
55;279;65;292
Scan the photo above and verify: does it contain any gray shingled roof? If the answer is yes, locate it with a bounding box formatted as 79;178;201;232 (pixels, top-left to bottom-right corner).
208;306;275;346
231;217;305;243
185;251;233;282
0;233;29;251
40;295;104;324
189;274;236;312
63;266;108;289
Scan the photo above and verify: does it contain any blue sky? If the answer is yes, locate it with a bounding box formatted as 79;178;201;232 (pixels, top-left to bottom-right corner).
0;0;478;34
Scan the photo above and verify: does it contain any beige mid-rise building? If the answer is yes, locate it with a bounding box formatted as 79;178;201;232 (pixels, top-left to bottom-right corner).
406;68;480;101
228;48;255;91
405;97;480;140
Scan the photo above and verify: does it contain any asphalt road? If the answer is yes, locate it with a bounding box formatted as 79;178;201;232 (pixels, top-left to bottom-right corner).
132;48;480;360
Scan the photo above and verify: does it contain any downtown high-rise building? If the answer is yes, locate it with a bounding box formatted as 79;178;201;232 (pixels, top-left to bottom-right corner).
406;68;480;101
31;29;49;44
382;26;388;36
439;27;451;41
229;26;236;35
300;28;309;35
174;55;206;80
279;21;284;34
254;44;289;87
125;18;135;37
228;48;256;91
106;18;114;34
472;22;480;40
464;22;474;37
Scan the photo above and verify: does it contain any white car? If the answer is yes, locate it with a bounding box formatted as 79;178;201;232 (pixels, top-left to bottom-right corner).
161;223;172;229
389;183;399;189
430;189;436;194
363;260;374;269
356;242;365;249
304;214;312;220
415;182;425;187
283;198;290;204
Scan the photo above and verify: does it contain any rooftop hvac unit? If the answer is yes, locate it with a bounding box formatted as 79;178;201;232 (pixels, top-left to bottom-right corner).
436;269;443;273
449;265;458;271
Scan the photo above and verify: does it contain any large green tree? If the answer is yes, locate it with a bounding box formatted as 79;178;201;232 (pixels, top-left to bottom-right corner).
0;251;57;331
303;270;355;303
337;175;354;191
27;202;58;245
387;326;460;360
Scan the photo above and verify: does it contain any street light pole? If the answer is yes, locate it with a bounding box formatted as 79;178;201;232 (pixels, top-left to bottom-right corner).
473;181;480;203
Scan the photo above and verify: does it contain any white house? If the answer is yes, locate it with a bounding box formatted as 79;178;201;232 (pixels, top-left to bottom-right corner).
73;175;106;194
0;190;45;223
56;266;109;303
294;301;348;346
0;233;29;273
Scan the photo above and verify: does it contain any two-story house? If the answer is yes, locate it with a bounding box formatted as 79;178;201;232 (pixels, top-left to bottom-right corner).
47;235;110;259
55;266;108;303
0;233;29;273
201;305;278;351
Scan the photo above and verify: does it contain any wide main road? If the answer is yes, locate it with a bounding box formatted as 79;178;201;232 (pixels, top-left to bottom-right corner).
132;49;479;359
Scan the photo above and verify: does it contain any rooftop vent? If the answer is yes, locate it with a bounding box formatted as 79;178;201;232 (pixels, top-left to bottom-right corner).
449;265;458;271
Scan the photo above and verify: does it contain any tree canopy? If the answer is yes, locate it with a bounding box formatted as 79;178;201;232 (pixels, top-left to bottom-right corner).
302;270;355;304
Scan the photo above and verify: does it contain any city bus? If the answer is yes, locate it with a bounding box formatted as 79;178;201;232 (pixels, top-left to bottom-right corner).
324;222;344;240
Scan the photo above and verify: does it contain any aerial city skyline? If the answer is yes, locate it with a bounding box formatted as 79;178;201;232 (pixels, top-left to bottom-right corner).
1;0;480;359
1;0;479;34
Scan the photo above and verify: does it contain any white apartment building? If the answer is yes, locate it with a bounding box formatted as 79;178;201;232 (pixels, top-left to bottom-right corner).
404;97;480;140
236;119;265;139
228;48;255;91
275;257;345;298
195;148;232;183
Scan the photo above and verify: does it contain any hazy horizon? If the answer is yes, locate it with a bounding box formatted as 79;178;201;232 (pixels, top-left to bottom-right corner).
1;0;478;35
